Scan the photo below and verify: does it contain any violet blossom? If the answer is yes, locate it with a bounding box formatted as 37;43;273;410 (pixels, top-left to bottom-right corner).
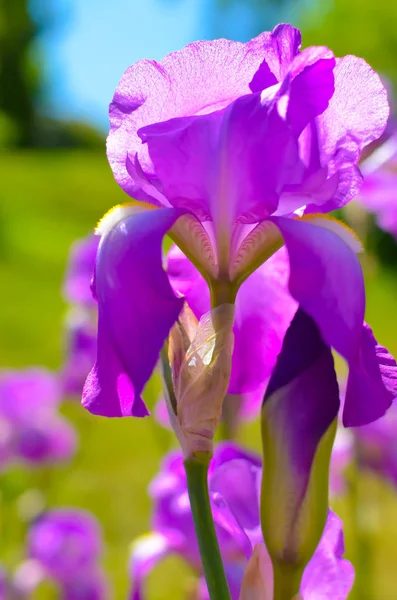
329;403;397;492
82;23;397;430
129;442;354;600
329;427;354;497
61;235;99;397
0;567;7;600
27;509;109;599
259;308;340;591
0;369;76;469
356;133;397;237
63;235;100;308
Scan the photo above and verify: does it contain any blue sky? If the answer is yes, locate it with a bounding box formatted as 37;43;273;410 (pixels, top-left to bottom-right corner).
36;0;209;129
33;0;302;130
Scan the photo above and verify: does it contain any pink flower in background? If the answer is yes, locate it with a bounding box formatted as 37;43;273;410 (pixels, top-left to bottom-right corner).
0;369;77;469
28;509;109;599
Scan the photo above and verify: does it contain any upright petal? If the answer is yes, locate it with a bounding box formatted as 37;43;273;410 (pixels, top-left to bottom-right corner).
249;24;301;91
83;209;185;417
108;33;281;200
140;94;300;224
286;56;335;137
261;309;339;593
307;55;389;213
271;215;397;425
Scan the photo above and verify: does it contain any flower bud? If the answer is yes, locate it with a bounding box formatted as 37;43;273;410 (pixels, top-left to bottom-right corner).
162;303;235;457
260;308;339;597
239;544;273;600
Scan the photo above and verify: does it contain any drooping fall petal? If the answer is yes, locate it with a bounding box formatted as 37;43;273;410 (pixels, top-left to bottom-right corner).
83;208;185;417
272;215;397;425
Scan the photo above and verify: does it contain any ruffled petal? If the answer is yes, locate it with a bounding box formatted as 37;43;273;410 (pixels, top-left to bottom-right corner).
108;33;281;200
306;55;389;213
286;55;335;137
272;216;396;425
343;323;397;426
301;511;354;599
83;209;185;418
249;24;301;91
140;93;300;224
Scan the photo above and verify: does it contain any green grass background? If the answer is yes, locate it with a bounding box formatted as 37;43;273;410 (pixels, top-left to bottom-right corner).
1;151;397;598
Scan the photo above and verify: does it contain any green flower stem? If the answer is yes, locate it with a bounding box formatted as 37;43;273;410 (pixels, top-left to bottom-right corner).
272;561;303;600
184;452;231;600
348;438;374;600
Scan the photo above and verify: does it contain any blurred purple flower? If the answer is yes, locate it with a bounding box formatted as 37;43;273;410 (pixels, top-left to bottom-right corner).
0;369;77;468
28;509;108;599
0;567;7;600
355;402;397;486
329;428;354;497
61;309;98;397
61;234;99;398
130;443;353;599
329;394;397;494
358;133;397;237
63;235;100;307
83;23;396;428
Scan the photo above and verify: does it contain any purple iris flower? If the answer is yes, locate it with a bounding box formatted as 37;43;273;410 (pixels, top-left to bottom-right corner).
129;442;354;600
28;509;108;599
0;567;7;600
83;23;396;428
329;427;354;497
329;393;397;494
356;403;397;485
357;132;397;237
0;369;77;468
62;234;99;397
62;309;98;397
63;235;100;307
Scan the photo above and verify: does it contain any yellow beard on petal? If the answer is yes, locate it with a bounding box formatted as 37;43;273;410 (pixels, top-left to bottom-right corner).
95;201;157;236
300;214;363;254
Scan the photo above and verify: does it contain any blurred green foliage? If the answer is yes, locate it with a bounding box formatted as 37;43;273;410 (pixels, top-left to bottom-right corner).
0;0;103;148
301;0;397;88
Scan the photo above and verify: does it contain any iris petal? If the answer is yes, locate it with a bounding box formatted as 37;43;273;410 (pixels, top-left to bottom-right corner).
272;215;397;425
83;208;185;417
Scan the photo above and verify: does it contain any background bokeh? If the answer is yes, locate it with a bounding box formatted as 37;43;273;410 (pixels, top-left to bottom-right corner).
1;0;397;598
